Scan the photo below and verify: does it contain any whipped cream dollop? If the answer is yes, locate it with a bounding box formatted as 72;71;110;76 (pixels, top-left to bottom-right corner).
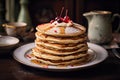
51;20;73;27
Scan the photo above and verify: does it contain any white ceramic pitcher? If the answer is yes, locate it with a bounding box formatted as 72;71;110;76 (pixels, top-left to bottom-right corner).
83;11;120;44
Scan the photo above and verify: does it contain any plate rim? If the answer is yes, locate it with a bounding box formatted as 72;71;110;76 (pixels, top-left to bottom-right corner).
13;42;108;71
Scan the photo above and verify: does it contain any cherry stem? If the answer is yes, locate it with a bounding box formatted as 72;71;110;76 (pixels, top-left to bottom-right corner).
60;7;64;17
66;9;68;16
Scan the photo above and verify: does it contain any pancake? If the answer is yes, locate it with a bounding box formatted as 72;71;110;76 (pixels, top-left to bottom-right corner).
33;45;88;55
35;32;87;44
35;41;87;50
31;15;89;66
31;54;90;66
36;23;86;37
31;57;87;66
32;48;88;60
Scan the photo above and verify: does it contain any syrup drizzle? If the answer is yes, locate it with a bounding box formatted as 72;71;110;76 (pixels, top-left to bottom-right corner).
60;27;65;34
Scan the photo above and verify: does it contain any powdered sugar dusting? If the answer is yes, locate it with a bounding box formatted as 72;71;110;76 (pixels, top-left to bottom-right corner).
47;27;60;34
46;26;80;34
65;26;80;34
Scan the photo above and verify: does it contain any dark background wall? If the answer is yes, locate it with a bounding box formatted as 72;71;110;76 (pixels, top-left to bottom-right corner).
15;0;120;31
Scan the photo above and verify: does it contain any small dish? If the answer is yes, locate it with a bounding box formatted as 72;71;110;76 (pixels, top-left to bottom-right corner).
0;36;19;53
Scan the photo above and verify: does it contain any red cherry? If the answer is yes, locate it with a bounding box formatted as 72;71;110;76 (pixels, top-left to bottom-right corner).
64;16;70;20
60;17;64;22
63;16;70;23
54;30;57;33
55;17;64;23
57;18;62;23
55;17;59;20
50;20;54;23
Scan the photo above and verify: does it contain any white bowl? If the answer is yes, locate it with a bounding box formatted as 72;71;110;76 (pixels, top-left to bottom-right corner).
0;36;19;53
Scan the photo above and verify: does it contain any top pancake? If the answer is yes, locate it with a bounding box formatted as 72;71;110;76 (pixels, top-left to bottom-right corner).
36;23;86;37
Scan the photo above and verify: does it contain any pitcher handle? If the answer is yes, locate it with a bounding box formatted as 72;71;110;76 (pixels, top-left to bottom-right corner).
112;13;120;32
2;24;15;28
2;24;7;27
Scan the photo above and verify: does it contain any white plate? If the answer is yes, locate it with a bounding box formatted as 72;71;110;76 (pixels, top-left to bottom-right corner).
13;42;108;71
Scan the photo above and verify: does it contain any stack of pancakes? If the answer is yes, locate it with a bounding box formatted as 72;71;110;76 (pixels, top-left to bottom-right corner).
32;23;89;66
